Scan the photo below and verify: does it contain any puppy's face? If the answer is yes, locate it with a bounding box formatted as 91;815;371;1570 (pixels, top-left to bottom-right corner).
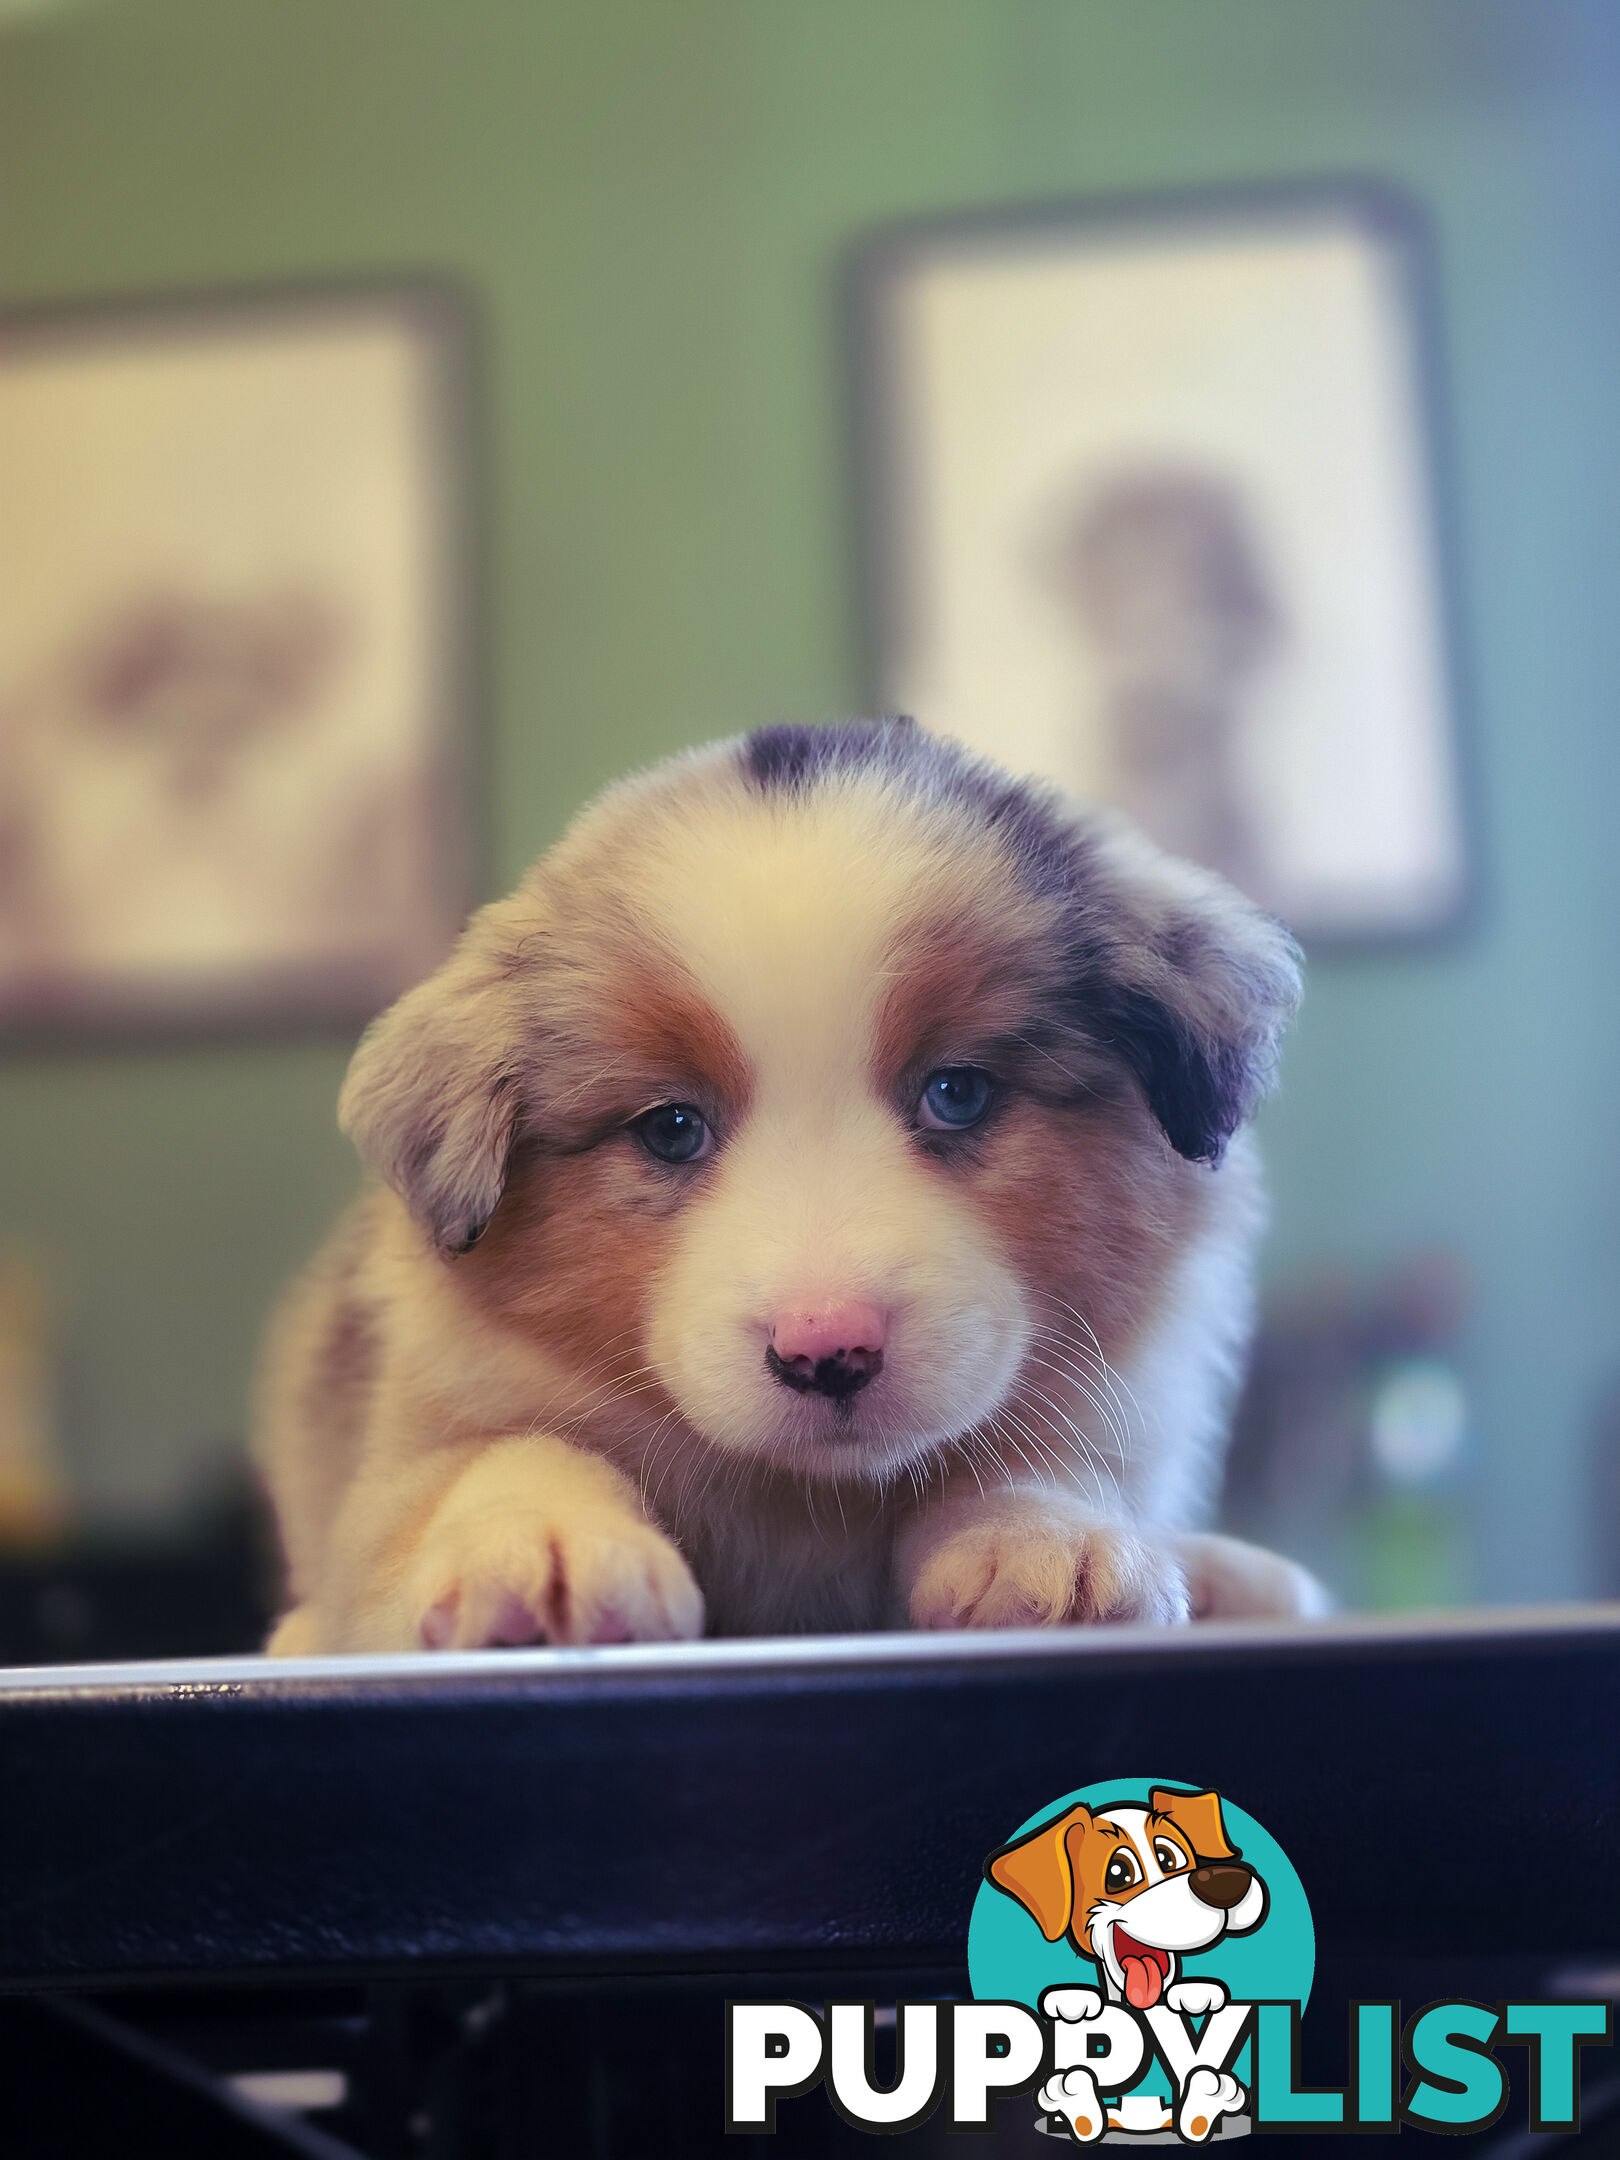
341;725;1299;1486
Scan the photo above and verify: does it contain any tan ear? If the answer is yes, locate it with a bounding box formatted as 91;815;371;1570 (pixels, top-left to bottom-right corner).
1149;1787;1237;1862
985;1804;1092;1942
340;899;534;1256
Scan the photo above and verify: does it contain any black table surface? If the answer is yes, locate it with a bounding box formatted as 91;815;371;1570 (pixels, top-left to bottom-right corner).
0;1605;1615;1992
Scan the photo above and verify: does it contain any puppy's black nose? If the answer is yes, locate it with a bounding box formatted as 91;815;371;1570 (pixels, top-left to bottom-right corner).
1189;1863;1253;1910
766;1304;888;1401
766;1343;883;1400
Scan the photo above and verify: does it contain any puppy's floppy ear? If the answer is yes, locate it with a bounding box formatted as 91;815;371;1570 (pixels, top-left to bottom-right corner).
985;1802;1092;1942
339;910;533;1256
1148;1787;1237;1863
1073;825;1303;1166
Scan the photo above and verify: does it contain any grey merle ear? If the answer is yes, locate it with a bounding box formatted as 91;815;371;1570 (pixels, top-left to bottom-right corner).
339;921;531;1255
1072;829;1303;1166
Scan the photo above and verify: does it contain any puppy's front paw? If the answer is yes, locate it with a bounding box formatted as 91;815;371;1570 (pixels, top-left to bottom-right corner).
1174;1531;1333;1621
409;1507;703;1649
909;1515;1189;1629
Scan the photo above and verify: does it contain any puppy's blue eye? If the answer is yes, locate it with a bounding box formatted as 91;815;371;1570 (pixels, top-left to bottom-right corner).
633;1103;713;1164
917;1067;993;1132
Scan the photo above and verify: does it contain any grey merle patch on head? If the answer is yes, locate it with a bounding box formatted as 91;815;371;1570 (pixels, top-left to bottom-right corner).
740;715;921;793
741;716;1063;864
738;719;1301;1167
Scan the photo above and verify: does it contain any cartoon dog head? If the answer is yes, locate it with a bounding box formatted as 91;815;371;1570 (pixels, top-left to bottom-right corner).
987;1786;1268;2009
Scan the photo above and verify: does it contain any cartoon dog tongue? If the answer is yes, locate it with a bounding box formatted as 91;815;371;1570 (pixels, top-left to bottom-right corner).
1114;1944;1166;2004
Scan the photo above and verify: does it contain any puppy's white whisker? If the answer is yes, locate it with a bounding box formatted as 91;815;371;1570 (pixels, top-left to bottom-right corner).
1010;1401;1099;1500
1010;1369;1123;1483
974;1424;1021;1496
991;1404;1064;1490
950;1434;989;1501
1025;1313;1139;1437
637;1423;682;1510
1017;1350;1131;1466
1021;1348;1137;1473
1019;1394;1121;1513
1036;1387;1126;1496
1032;1294;1148;1435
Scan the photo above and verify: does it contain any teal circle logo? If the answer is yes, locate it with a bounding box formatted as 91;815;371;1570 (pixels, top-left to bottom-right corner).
970;1778;1313;2013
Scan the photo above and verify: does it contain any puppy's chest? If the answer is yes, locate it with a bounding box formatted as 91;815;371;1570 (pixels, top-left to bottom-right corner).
674;1484;898;1637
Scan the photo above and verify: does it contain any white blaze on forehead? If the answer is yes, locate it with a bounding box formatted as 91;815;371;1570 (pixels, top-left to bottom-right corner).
617;776;969;1096
1098;1807;1163;1884
594;758;1033;1477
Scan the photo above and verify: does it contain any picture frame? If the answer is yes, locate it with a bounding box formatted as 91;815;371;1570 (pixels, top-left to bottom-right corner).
0;279;479;1035
849;184;1473;942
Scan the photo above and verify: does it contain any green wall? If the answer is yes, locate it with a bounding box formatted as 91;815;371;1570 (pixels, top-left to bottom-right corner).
2;1;1618;1596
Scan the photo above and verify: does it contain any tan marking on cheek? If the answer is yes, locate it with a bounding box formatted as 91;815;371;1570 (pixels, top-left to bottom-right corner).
970;1097;1202;1364
455;1147;687;1407
423;908;750;1429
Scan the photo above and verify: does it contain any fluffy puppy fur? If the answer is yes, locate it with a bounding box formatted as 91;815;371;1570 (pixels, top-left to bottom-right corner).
256;720;1322;1654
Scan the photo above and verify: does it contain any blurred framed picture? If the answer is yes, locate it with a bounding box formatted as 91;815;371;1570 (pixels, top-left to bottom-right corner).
852;187;1470;940
0;282;477;1032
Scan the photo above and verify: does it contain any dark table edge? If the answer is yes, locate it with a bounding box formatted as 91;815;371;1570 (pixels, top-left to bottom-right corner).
0;1600;1614;1706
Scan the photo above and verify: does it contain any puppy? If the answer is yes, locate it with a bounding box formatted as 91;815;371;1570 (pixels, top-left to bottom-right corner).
255;719;1321;1653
